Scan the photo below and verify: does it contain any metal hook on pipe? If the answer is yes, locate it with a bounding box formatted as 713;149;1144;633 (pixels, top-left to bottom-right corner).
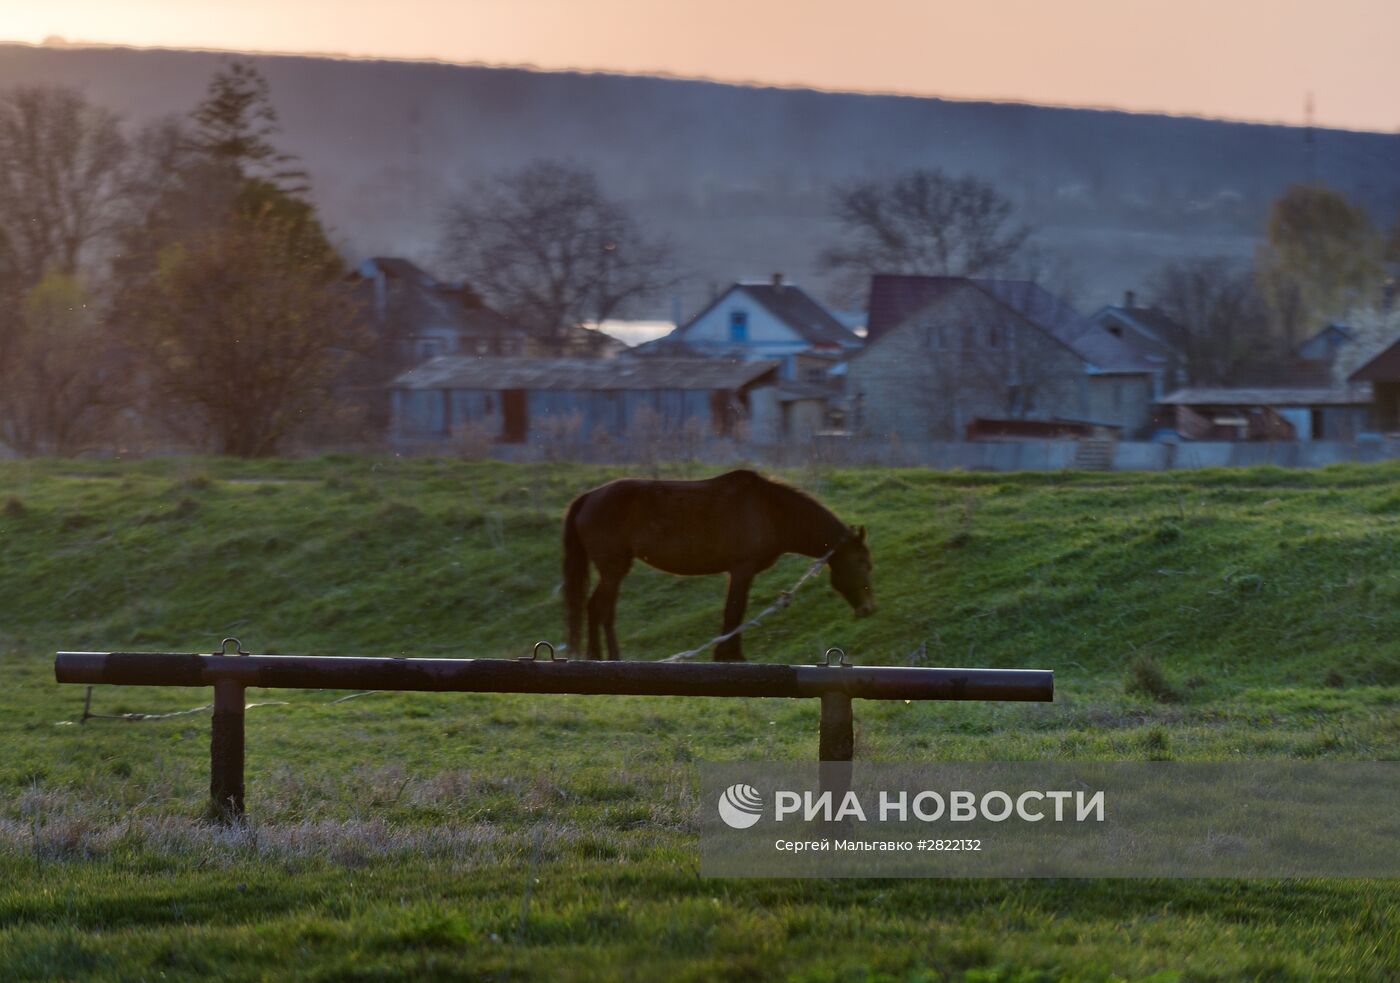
521;640;565;662
820;647;851;667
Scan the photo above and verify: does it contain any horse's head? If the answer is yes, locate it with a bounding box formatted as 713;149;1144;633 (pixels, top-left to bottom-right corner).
829;525;875;618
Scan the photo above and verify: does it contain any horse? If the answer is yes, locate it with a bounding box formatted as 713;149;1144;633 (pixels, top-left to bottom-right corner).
562;469;875;661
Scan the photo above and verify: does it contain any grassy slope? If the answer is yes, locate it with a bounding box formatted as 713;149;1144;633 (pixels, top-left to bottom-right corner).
1;456;1398;981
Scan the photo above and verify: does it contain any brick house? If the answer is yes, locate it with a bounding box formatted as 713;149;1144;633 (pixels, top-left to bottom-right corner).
848;275;1157;441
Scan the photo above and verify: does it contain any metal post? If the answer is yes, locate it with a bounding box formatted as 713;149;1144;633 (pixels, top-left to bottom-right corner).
209;679;245;823
819;692;853;761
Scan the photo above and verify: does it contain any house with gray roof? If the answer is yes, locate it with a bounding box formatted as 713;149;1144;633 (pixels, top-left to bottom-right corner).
1088;292;1186;395
349;257;530;366
630;274;860;379
850;275;1159;441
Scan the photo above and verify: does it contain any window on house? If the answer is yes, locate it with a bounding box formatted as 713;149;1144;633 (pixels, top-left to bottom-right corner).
417;339;444;360
729;310;749;343
805;367;827;384
987;324;1002;348
923;322;941;349
963;324;975;349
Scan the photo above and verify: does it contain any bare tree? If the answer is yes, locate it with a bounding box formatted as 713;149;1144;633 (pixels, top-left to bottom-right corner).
438;160;672;354
1147;257;1275;386
821;168;1032;299
0;87;128;455
0;87;128;290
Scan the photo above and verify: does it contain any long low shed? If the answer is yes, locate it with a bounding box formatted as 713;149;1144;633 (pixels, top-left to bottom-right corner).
56;650;1054;821
390;356;780;444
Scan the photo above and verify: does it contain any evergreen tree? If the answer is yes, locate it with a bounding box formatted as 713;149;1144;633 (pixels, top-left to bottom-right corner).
186;58;308;195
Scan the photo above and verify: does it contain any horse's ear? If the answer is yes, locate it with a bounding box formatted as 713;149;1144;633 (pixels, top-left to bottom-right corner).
857;525;867;543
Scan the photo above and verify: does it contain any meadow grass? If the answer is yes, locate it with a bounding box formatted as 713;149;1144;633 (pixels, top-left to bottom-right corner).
1;456;1397;981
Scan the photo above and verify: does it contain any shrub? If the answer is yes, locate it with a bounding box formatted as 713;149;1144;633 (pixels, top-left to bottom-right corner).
1125;655;1180;703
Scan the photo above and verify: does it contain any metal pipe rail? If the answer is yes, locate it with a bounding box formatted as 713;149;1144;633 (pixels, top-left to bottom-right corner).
55;650;1053;822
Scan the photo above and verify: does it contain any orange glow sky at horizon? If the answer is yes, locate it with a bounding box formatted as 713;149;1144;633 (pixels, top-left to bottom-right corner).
6;0;1398;133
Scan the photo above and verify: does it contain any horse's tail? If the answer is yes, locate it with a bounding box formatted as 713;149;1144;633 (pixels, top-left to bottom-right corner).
562;495;589;652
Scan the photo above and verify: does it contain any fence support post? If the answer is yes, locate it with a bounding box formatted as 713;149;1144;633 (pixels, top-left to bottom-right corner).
818;692;853;761
209;679;245;824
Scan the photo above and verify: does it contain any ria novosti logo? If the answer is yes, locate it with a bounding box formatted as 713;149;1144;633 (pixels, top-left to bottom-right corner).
717;783;764;829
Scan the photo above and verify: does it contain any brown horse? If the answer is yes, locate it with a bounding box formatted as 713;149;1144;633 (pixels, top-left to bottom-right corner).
562;469;874;661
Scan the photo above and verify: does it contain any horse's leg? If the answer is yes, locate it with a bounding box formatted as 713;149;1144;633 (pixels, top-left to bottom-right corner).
714;568;755;662
586;575;605;660
600;559;631;661
588;558;631;660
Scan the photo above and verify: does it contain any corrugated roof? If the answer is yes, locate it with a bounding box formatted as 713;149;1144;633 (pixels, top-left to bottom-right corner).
623;334;707;358
390;356;780;391
1158;386;1371;406
864;275;1154;372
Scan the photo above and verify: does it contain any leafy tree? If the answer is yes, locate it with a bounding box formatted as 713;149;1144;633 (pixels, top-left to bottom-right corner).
128;207;366;456
0;273;115;455
438;159;672;355
1255;185;1386;344
115;63;359;455
821;169;1032;298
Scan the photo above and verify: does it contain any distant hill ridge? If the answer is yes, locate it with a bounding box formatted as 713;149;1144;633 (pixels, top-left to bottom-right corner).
3;42;1398;317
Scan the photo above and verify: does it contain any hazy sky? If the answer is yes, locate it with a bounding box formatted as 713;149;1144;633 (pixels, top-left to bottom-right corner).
8;0;1398;132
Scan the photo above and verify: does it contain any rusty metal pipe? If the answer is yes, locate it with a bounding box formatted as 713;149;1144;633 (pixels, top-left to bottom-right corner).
55;652;1053;702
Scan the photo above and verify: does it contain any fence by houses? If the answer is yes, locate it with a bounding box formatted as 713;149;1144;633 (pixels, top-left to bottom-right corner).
461;435;1400;472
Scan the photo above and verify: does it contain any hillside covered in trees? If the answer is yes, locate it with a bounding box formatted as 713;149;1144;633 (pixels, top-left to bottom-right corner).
5;41;1400;316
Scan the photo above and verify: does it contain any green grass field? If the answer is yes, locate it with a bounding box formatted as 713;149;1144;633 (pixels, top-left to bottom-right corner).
1;456;1398;981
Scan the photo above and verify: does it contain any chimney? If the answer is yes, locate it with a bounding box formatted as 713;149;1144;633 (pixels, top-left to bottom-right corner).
1124;290;1136;309
772;272;784;292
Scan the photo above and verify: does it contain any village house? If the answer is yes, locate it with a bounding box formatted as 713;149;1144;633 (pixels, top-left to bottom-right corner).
348;257;530;365
630;275;861;379
849;275;1158;442
389;356;780;446
1088;291;1185;395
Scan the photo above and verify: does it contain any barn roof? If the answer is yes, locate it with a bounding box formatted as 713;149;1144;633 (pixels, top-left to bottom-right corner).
390;356;780;391
1158;386;1371;407
1349;336;1400;382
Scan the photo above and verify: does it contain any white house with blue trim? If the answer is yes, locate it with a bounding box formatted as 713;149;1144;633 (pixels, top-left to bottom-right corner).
631;275;861;379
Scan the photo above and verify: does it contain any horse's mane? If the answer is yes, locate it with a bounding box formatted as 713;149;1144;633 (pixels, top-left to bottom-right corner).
753;471;831;514
742;471;847;540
